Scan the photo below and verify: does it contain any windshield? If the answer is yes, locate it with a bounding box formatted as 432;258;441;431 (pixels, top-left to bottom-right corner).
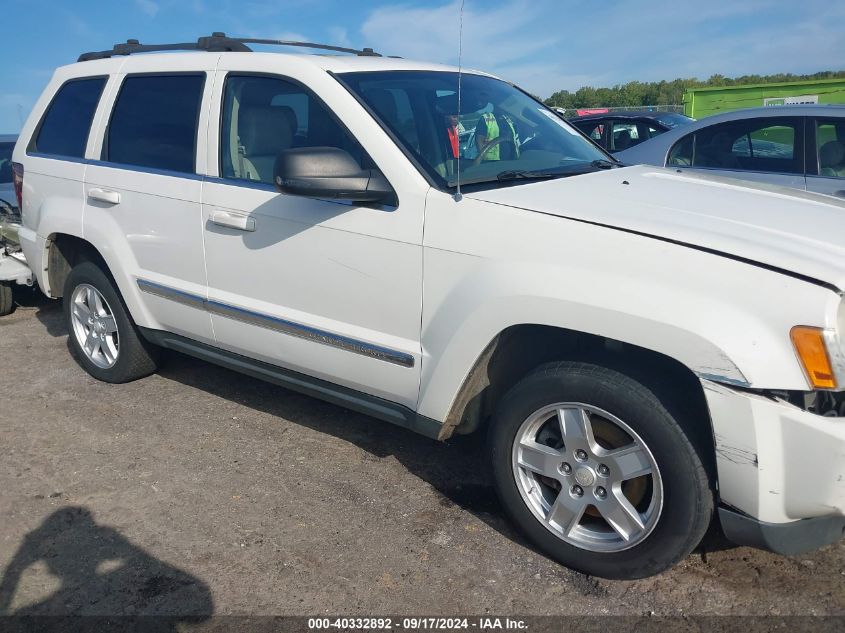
338;71;611;188
0;143;14;184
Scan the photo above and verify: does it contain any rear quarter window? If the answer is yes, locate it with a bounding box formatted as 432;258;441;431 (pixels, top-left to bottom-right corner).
30;77;107;158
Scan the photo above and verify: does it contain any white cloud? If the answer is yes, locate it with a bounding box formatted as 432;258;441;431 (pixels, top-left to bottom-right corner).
327;26;352;49
357;0;845;98
362;0;551;68
134;0;160;18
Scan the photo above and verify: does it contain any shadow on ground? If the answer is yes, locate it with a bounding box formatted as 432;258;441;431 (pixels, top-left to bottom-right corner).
0;506;213;630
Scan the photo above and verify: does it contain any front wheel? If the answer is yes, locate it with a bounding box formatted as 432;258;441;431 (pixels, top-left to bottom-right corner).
489;361;713;579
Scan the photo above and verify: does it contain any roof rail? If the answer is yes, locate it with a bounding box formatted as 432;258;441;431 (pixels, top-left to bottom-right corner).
78;32;382;62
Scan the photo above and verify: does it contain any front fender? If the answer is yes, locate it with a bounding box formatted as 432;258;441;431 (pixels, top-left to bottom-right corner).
418;194;839;423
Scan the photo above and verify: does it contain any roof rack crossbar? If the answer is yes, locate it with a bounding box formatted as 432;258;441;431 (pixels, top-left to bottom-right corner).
78;32;381;62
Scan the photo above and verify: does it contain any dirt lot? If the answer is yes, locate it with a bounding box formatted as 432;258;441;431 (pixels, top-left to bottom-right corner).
1;294;843;619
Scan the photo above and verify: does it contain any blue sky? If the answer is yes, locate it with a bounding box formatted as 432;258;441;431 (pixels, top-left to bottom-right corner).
3;0;844;132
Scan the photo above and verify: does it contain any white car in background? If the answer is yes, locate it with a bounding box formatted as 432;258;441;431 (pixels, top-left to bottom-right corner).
12;34;845;579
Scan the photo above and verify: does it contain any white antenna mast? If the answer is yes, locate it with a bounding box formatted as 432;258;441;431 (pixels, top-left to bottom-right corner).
454;0;465;202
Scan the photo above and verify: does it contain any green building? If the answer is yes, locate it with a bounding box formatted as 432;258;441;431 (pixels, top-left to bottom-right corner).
683;78;845;119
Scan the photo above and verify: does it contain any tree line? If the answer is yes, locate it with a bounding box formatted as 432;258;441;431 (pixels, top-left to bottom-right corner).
543;71;845;109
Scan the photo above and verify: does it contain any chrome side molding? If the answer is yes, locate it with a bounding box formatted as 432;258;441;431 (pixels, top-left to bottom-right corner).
136;278;415;368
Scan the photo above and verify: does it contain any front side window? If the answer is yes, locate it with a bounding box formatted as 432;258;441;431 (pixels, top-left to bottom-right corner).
816;119;845;178
677;118;802;174
31;77;106;158
104;74;205;173
667;134;693;166
610;122;640;151
338;71;609;189
573;121;605;145
220;74;370;184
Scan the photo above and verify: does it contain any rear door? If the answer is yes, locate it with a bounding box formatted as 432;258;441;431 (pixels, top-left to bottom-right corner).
806;117;845;197
85;59;215;342
667;117;806;190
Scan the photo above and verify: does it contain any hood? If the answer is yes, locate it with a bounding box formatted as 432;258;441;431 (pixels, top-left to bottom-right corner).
466;165;845;291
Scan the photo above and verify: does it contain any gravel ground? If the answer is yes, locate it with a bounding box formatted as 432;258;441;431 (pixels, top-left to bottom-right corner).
0;293;843;620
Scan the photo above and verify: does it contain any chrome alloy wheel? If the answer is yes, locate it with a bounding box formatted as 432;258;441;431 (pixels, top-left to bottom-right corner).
70;284;120;369
511;403;663;552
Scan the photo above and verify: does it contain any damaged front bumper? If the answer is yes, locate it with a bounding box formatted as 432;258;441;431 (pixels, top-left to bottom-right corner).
702;379;845;554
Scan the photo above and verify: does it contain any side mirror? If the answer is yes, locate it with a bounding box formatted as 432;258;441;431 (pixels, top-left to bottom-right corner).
274;147;396;206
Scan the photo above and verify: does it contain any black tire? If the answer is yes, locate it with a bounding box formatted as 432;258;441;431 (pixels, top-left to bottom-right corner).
489;361;713;579
63;261;159;383
0;282;13;316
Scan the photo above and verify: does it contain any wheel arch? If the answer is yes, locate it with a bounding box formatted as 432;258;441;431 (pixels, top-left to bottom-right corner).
45;233;107;298
434;324;716;475
43;232;155;329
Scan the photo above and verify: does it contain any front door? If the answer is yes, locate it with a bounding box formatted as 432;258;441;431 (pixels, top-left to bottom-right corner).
201;71;424;409
807;117;845;198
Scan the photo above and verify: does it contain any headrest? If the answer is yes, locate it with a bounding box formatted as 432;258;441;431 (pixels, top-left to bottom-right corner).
275;105;298;135
820;140;844;168
365;89;399;124
239;106;292;156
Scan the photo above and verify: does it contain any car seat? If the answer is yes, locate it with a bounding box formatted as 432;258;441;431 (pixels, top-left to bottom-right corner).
819;140;845;177
237;106;293;182
613;130;632;151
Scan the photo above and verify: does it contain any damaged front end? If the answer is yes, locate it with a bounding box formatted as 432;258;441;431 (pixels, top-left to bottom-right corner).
703;379;845;554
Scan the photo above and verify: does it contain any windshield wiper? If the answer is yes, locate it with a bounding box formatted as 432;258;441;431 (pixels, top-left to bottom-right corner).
590;159;619;169
496;169;558;181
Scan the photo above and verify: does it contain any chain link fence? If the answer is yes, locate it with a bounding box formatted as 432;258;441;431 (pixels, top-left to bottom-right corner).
553;105;685;118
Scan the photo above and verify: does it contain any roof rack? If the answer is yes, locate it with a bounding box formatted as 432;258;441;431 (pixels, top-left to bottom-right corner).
78;32;381;62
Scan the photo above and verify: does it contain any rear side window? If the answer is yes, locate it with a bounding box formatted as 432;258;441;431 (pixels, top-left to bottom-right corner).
104;74;205;173
31;77;106;158
669;118;803;174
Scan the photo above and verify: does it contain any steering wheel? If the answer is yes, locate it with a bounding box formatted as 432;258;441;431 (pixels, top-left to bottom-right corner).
473;135;517;166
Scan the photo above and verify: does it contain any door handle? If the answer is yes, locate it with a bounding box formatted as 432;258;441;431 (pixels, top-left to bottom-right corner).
210;210;256;232
88;188;121;205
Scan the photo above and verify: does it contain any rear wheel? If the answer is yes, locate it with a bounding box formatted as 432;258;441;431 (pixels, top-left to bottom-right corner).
64;261;158;383
489;361;713;579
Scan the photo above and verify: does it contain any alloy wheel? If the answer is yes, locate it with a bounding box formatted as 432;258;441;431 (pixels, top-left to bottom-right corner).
511;402;663;552
70;283;120;369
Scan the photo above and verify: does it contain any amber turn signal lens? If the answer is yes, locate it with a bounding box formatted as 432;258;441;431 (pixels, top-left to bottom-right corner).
790;326;836;389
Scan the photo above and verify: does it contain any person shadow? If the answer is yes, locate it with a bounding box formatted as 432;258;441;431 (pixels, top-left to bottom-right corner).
0;506;213;632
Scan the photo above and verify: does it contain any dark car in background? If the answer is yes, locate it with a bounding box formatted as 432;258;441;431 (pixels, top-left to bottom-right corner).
571;111;694;153
0;135;18;211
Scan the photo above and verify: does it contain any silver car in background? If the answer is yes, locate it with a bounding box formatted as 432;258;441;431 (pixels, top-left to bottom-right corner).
616;106;845;197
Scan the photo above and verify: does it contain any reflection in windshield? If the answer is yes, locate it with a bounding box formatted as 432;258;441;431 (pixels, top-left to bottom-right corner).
654;113;695;129
338;71;611;188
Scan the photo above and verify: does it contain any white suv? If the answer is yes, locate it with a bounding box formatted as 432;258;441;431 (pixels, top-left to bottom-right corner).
12;34;845;579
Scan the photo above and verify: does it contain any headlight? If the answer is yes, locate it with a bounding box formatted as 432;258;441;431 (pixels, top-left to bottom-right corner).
791;326;845;390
